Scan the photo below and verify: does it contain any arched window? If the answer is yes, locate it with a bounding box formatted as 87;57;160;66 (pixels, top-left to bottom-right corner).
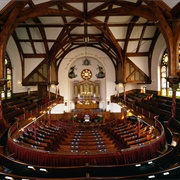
1;53;12;100
160;50;169;96
160;44;180;97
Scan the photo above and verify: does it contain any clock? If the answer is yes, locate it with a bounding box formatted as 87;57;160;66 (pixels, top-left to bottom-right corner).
81;69;92;80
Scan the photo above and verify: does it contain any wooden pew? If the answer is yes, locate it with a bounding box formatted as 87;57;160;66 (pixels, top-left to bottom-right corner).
23;132;53;147
36;132;56;143
119;126;149;139
15;101;31;109
126;134;156;147
2;106;17;115
27;129;56;143
127;98;136;104
39;125;64;135
24;103;38;111
19;136;49;149
36;129;59;139
59;143;116;151
137;102;151;111
3;108;25;124
6;99;24;106
111;124;137;137
17;141;45;151
123;131;148;143
150;106;171;121
129;136;157;148
61;137;113;146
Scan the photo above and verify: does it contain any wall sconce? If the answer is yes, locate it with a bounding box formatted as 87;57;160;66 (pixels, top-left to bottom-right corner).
51;84;55;89
119;83;123;88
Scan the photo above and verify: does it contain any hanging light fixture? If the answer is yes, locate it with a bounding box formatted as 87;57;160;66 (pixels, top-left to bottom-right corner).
82;34;91;66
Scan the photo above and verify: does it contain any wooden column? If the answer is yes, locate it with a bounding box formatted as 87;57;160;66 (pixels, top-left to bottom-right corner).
123;83;126;102
166;76;180;122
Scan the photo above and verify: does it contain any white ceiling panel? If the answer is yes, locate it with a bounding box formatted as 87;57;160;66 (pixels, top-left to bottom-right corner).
139;40;152;52
127;41;139;52
45;28;62;39
130;26;143;38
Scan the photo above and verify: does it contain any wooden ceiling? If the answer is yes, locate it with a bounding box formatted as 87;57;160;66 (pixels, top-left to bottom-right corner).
0;0;180;85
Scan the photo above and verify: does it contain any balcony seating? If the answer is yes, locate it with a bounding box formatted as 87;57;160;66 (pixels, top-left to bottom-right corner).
23;132;53;147
23;103;38;111
2;106;17;115
18;136;49;150
16;141;46;151
126;134;156;147
3;108;25;124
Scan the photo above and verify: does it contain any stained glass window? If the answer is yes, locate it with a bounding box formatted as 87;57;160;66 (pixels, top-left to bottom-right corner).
160;44;180;97
1;53;12;100
160;50;168;96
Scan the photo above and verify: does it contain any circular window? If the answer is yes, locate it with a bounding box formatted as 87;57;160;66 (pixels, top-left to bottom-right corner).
81;69;92;80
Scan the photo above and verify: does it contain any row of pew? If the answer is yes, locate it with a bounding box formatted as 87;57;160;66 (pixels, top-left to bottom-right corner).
116;92;180;122
125;92;153;104
136;97;180;122
2;95;50;124
59;129;118;154
106;121;157;148
17;123;65;151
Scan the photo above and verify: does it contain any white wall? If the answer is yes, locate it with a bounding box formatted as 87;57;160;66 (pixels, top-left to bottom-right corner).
147;34;166;92
58;46;115;111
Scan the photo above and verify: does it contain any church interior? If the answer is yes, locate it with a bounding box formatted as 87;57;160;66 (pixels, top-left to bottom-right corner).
0;0;180;179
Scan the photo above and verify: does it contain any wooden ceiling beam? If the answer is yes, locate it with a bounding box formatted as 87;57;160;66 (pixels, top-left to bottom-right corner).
25;0;49;57
16;22;156;27
126;52;149;57
123;16;140;57
90;5;157;22
171;1;180;18
136;21;148;53
23;54;47;58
